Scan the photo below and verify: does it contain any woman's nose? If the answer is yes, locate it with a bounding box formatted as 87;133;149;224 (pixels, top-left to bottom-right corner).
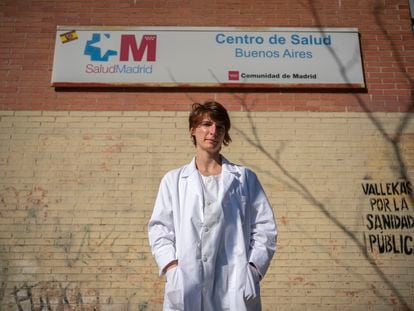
209;124;217;135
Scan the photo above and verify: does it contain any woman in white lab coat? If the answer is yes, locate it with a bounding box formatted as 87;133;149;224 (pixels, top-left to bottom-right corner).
148;101;277;311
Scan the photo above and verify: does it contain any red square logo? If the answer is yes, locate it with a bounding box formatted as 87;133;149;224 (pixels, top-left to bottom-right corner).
228;70;239;81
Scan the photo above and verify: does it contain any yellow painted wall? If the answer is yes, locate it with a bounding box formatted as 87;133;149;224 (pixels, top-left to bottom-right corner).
1;110;413;310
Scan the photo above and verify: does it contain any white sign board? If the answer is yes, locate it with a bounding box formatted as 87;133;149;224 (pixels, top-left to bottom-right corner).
51;26;365;88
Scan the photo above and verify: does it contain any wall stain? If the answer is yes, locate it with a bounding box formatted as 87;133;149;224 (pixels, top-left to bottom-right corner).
0;185;48;222
138;301;148;311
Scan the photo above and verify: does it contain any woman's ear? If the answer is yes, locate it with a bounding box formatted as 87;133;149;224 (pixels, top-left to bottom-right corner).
189;128;197;146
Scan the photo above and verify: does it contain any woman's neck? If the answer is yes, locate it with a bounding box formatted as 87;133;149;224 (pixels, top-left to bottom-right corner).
195;152;222;176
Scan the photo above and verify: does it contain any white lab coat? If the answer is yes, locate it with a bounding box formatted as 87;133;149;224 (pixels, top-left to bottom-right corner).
148;156;277;311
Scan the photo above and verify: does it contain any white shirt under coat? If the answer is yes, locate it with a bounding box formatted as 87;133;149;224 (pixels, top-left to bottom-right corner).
148;156;277;311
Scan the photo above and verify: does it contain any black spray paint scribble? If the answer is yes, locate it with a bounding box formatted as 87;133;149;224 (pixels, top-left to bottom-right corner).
12;282;99;311
10;281;148;311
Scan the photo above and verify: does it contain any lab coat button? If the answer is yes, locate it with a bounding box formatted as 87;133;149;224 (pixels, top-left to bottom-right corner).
204;227;209;233
203;256;207;262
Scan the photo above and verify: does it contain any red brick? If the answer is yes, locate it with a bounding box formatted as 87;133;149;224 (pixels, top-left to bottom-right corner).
0;0;412;112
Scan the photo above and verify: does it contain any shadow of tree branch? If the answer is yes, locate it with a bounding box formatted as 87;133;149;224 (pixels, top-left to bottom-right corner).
227;2;413;308
303;0;414;204
233;95;412;310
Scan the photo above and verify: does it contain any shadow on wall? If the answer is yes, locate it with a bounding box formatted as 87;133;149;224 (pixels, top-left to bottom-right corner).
222;0;413;309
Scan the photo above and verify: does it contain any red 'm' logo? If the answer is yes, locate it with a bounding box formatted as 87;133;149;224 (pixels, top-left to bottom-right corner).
120;35;157;62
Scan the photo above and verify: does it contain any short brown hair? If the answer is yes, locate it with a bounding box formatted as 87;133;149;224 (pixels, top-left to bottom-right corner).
189;101;232;146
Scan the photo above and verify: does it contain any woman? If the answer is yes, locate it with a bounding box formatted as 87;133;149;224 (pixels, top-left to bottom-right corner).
148;101;277;311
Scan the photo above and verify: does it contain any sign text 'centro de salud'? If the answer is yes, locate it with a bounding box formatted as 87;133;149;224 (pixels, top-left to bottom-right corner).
51;26;365;88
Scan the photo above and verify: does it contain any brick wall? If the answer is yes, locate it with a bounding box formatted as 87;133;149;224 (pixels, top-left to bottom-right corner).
0;110;413;311
0;0;413;310
0;0;412;112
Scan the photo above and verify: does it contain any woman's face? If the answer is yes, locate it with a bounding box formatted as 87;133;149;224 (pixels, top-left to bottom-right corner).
191;116;225;154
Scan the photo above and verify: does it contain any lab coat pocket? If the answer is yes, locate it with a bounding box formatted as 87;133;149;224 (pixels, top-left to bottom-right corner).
215;265;231;309
244;264;261;307
164;267;183;310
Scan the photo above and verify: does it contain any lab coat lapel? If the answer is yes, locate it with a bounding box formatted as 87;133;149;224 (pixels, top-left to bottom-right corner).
220;156;239;196
181;157;204;200
181;158;205;229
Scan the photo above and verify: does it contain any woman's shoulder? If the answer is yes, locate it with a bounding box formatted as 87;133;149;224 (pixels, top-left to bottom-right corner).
161;160;195;181
222;156;255;176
